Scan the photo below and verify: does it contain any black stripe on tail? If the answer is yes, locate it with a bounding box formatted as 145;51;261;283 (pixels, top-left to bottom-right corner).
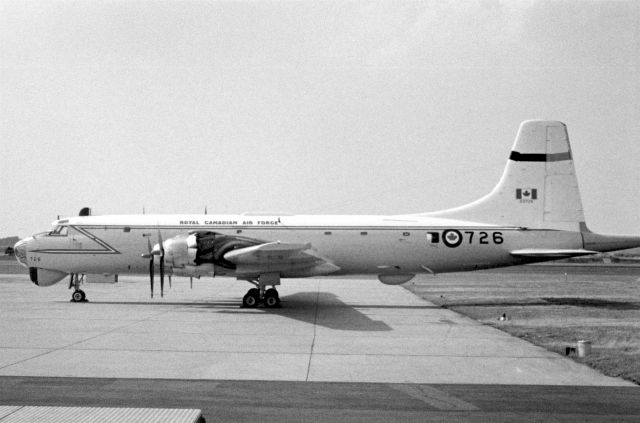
509;151;572;162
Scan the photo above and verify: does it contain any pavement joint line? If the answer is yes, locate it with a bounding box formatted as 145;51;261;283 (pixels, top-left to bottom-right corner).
305;280;321;382
0;346;561;359
0;309;172;372
2;346;559;359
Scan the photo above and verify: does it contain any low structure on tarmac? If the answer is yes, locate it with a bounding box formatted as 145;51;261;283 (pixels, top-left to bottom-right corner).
0;405;204;422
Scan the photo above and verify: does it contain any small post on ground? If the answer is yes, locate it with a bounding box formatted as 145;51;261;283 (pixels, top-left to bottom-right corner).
577;340;591;357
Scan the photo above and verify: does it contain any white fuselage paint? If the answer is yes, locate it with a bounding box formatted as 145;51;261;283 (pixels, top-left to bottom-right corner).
26;214;584;277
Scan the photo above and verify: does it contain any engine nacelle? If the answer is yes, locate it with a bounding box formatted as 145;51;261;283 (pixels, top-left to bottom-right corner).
163;232;262;272
29;267;68;287
377;273;415;285
163;234;198;269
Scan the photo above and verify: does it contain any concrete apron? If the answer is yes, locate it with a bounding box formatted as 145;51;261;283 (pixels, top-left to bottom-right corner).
0;275;632;386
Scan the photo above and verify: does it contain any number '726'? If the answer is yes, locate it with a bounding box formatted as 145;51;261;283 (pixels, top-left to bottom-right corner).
463;231;504;244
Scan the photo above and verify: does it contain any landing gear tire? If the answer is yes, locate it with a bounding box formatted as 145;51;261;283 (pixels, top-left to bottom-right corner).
242;288;260;308
71;289;86;303
264;288;280;308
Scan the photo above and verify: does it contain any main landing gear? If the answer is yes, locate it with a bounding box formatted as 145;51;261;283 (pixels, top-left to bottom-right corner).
68;273;87;303
242;272;281;309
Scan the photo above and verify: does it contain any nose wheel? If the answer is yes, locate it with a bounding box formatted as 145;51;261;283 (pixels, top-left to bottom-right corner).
241;273;281;308
71;289;86;303
68;274;88;303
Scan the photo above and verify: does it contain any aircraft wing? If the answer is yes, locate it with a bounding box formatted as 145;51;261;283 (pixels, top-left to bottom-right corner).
510;248;597;258
223;240;340;278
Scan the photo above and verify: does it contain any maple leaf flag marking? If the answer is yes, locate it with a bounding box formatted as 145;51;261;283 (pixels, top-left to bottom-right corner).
516;188;537;201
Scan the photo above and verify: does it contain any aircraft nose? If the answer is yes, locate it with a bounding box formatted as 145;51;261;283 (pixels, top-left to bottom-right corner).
14;238;31;267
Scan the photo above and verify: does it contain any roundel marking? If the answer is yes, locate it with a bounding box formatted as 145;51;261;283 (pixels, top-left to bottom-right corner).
442;229;463;248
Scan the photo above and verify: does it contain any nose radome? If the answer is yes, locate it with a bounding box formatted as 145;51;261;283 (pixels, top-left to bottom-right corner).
14;238;31;267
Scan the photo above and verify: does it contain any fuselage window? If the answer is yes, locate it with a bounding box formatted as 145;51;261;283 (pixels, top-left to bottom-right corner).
123;227;131;233
324;231;332;235
403;232;410;237
360;232;368;236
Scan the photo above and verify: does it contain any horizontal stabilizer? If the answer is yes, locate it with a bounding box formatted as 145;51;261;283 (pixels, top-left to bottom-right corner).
510;248;597;258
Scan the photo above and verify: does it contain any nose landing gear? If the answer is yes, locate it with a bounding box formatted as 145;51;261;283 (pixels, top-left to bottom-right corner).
68;274;88;303
241;272;281;308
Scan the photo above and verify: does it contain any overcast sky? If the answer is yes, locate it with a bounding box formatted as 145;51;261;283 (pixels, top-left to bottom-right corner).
1;0;638;237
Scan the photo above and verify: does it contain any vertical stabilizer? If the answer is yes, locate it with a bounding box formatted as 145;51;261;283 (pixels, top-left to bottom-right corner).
425;120;586;231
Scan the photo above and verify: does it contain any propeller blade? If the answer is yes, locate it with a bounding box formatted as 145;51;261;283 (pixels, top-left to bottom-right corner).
146;237;155;298
158;230;165;297
157;230;164;255
160;254;164;298
149;255;154;298
168;275;172;288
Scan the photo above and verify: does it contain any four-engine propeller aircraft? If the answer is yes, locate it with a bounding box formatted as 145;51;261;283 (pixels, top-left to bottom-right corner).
14;121;640;307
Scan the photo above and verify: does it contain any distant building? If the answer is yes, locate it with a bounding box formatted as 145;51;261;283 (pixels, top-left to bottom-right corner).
1;236;20;257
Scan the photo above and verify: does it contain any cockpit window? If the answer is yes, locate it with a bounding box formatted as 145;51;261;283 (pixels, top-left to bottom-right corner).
49;226;68;236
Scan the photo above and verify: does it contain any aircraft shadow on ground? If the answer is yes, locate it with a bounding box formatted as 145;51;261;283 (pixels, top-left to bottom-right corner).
218;291;393;332
72;300;242;309
442;297;640;311
74;292;393;331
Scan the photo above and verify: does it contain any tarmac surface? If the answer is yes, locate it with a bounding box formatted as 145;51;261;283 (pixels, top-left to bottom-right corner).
1;273;639;421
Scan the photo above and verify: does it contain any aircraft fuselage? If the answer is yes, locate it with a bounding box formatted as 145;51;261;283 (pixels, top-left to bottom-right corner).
20;214;584;277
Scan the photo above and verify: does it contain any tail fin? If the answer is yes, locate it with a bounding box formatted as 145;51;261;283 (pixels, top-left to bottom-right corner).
426;120;586;231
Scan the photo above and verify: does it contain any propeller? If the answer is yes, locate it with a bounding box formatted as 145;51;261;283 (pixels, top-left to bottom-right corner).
141;231;171;298
142;232;164;298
